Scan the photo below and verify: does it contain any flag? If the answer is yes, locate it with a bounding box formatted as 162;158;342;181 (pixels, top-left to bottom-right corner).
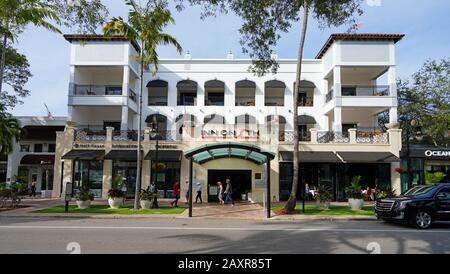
44;104;54;120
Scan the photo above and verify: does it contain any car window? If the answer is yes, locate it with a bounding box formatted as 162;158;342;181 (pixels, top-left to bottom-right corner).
409;185;436;196
437;189;450;199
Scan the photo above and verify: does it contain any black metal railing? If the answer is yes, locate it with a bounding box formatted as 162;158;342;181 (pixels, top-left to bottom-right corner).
74;85;122;96
326;89;334;103
129;89;137;103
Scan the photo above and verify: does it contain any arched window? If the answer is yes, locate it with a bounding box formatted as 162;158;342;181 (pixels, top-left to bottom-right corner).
147;80;168;106
203;114;225;124
177;80;197;106
265;80;286;106
145;114;168;140
235;114;258;139
298;115;316;141
294;80;315;107
235;80;256;106
205;80;225;106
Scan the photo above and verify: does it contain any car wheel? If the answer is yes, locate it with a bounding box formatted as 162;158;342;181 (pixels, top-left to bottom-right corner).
412;210;433;229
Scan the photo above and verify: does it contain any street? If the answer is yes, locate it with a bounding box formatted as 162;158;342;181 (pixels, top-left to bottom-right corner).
0;216;449;254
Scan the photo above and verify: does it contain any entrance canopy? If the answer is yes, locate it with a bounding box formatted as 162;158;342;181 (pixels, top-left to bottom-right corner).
184;142;275;165
20;155;55;165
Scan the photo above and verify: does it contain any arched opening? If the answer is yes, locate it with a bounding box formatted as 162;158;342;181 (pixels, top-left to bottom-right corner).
235;80;256;106
175;114;197;138
295;80;315;107
145;114;168;140
147;80;168;106
205;80;225;106
298;115;316;141
177;80;197;106
235;114;258;139
266;115;287;141
265;80;286;106
202;114;226;139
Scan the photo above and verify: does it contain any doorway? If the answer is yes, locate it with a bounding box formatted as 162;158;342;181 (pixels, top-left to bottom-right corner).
207;169;252;202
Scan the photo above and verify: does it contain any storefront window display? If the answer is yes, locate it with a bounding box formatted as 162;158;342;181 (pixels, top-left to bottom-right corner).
73;160;103;198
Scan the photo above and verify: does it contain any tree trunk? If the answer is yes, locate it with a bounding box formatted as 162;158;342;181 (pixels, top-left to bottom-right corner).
0;33;8;96
284;2;309;213
134;41;145;210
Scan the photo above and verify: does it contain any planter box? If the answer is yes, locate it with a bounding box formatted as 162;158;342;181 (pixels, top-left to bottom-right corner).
140;200;151;209
108;197;123;209
348;198;364;211
76;200;91;209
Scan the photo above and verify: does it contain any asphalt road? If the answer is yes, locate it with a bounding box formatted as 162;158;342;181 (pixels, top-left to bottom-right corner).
0;216;449;254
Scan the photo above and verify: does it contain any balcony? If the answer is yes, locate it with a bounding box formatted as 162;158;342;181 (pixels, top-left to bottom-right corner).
342;86;389;97
70;85;127;107
265;96;284;107
235;96;255;107
75;85;122;96
281;128;389;145
148;96;168;106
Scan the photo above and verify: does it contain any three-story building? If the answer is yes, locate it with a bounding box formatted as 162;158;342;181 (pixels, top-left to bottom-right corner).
53;33;404;202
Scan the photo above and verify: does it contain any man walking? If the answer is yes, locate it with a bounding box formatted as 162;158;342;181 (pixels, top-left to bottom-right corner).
195;182;202;203
171;181;180;207
224;179;235;206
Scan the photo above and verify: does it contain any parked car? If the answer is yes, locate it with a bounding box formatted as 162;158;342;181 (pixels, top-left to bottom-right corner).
375;183;450;229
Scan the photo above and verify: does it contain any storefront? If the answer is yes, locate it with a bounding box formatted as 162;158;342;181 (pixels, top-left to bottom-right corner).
0;154;7;183
400;145;450;192
146;150;182;198
279;151;397;201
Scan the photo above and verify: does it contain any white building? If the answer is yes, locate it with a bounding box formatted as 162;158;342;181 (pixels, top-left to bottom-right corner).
3;116;66;197
53;33;404;202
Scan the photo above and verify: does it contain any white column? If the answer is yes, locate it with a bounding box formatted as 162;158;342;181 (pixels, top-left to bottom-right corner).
388;66;398;124
68;66;76;96
333;66;342;97
389;107;398;124
121;106;129;130
122;65;130;98
333;107;342;132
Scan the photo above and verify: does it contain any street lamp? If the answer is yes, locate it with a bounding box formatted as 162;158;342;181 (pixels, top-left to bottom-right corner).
405;118;423;189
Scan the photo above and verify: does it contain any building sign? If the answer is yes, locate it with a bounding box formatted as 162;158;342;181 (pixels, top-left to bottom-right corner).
157;144;178;149
74;143;104;149
112;144;141;149
202;129;259;139
425;150;450;158
255;180;267;188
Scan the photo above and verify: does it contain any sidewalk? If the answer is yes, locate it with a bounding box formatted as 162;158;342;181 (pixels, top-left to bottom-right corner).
0;199;377;221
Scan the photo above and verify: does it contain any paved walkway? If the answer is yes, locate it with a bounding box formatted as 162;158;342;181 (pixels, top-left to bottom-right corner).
182;202;267;219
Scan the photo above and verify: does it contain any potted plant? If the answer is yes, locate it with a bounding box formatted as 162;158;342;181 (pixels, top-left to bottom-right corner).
74;189;94;209
345;176;364;211
139;189;154;209
314;186;332;210
108;175;124;209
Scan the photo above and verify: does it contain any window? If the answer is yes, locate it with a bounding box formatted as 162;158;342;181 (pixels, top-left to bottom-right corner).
437;189;450;199
265;80;285;106
73;160;103;198
103;121;121;131
113;161;137;198
148;80;168;106
41;169;54;191
177;80;197;106
48;144;56;153
342;124;357;135
235;80;256;106
151;161;181;198
105;86;122;95
34;144;43;153
20;145;30;152
205;80;225;106
342;87;356;96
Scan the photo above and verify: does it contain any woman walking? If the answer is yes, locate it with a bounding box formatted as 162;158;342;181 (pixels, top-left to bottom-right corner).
217;181;224;205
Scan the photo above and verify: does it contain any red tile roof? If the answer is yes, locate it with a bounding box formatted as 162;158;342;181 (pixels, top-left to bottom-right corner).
63;34;141;52
316;33;405;59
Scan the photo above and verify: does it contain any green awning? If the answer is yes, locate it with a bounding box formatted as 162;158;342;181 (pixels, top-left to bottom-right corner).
184;142;275;165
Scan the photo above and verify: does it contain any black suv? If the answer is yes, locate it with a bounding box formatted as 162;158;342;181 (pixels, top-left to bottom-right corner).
375;183;450;229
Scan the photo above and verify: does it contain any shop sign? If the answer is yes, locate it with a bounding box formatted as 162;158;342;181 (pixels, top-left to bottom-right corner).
158;144;178;149
255;180;267;188
74;143;104;149
202;129;259;139
424;150;450;158
112;144;143;149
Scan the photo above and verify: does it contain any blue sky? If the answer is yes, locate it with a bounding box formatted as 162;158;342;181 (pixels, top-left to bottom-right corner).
9;0;450;116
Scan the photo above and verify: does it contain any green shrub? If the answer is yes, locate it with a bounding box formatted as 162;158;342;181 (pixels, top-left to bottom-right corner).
75;190;95;201
425;172;446;184
314;185;332;203
345;176;364;199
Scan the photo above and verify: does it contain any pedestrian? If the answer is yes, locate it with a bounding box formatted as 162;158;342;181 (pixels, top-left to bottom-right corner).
171;181;180;207
30;179;37;197
195;182;202;203
185;180;191;204
224;179;235;206
119;178;128;203
217;181;224;205
150;181;158;208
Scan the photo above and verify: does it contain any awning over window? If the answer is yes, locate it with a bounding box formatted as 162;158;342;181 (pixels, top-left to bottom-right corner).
145;150;182;162
185;142;275;165
62;150;104;160
337;152;399;163
298;115;316;124
104;150;142;161
20;155;55;165
279;151;342;163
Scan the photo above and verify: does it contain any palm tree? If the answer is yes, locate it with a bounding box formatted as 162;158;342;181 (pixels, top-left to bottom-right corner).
103;0;182;210
0;108;21;154
0;0;61;95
